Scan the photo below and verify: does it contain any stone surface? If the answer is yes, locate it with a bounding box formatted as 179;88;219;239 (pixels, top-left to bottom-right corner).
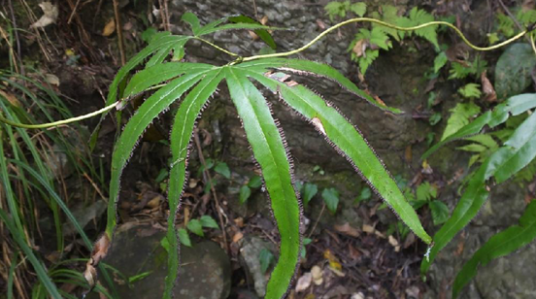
239;236;276;297
426;183;536;299
99;224;231;299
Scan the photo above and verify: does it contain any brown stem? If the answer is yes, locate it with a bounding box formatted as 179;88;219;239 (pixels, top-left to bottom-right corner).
193;132;229;254
112;0;126;66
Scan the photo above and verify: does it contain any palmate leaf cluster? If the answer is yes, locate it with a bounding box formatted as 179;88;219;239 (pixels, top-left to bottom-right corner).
422;94;536;297
85;12;433;299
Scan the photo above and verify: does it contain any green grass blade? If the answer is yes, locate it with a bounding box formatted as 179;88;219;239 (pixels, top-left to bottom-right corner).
226;67;302;299
422;111;536;273
105;70;208;238
452;200;536;298
0;209;62;299
237;58;400;113
248;71;431;244
9;159;93;249
164;69;223;298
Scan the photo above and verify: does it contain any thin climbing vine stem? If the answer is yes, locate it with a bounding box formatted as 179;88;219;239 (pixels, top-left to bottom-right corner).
194;36;239;57
0;102;119;129
242;18;528;62
0;18;530;129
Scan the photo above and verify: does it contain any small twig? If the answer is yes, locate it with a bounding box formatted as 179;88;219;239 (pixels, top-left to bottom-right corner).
193;132;229;254
67;0;81;24
112;0;126;66
83;172;107;203
307;203;325;238
497;0;531;44
7;0;24;75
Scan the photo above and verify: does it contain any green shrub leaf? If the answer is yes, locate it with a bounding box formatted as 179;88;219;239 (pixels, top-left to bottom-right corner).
200;215;219;229
214;162;231;179
239;185;252;204
303;182;318;205
187;219;204;236
322;188;340;214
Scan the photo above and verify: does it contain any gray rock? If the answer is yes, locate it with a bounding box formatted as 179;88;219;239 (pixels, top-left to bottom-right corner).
100;224;231;299
426;183;536;299
239;236;276;297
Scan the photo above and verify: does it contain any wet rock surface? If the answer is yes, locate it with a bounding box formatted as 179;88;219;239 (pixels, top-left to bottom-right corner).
101;224;231;299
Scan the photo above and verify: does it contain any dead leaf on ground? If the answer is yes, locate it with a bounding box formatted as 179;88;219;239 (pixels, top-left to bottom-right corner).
352;39;368;58
31;2;59;28
481;71;497;102
0;90;21;107
334;222;360;237
323;249;342;272
295;272;312;292
311;265;323;285
102;19;116;37
388;235;400;252
44;73;60;86
232;231;244;243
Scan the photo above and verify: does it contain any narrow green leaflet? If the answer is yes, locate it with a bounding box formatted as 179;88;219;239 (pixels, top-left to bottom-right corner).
182;11;284;37
452;201;536;298
247;70;432;244
105;71;209;238
236;58;401;113
422;111;536;274
123;62;213;97
164;69;223;298
229;15;277;49
90;35;192;147
226;67;301;299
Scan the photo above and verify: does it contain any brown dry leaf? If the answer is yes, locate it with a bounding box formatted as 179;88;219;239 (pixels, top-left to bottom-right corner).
234;217;244;227
31;2;59;28
362;224;375;234
323;249;342;272
481;71;497;102
232;231;244;243
44;73;60;86
102;19;116;37
91;234;111;265
374;95;387;107
0;90;21;107
295;272;312;292
405;145;412;163
334;222;360;237
311;117;326;135
311;265;323;285
352;39;368;58
316;19;327;30
260;15;269;26
388;235;401;252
